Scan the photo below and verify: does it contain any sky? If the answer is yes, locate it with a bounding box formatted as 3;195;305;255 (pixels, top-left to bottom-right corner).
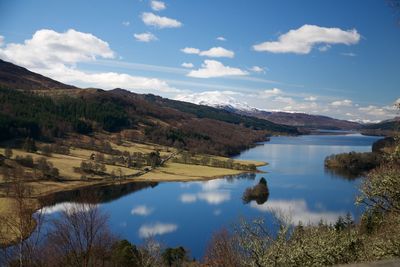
0;0;399;122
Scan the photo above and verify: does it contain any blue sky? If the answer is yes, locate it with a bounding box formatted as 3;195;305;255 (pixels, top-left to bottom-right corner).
0;0;399;122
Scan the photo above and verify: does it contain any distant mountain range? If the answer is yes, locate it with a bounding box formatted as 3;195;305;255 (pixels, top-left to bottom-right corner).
177;93;361;131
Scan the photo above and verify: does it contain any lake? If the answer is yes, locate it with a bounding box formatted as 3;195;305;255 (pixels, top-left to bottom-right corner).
41;133;382;259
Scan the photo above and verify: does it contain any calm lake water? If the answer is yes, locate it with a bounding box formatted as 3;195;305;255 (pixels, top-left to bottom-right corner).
41;133;382;259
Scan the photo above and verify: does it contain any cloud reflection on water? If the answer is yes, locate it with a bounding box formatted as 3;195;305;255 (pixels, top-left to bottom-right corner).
251;199;346;224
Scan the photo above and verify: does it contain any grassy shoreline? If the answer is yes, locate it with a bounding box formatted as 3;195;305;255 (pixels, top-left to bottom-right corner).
0;140;266;246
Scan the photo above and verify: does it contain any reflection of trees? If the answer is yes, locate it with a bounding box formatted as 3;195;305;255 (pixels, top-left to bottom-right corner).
225;173;256;183
324;167;362;181
242;177;269;205
39;181;158;207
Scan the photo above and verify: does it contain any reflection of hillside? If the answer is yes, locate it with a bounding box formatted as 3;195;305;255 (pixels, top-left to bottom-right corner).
324;167;362;181
39;181;158;207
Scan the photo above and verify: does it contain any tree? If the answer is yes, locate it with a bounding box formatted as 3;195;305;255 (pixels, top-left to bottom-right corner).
161;246;188;267
47;200;115;267
111;239;141;267
22;138;37;153
4;147;13;159
203;228;241;267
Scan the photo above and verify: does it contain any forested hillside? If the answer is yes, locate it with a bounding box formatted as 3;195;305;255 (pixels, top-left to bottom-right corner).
0;60;299;156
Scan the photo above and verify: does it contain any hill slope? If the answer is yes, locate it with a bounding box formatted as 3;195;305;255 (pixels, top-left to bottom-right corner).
0;60;298;156
0;59;76;90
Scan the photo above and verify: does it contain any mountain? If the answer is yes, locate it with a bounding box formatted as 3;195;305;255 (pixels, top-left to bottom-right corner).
176;92;255;112
0;59;76;90
177;93;361;131
361;117;400;136
0;60;298;156
240;110;362;131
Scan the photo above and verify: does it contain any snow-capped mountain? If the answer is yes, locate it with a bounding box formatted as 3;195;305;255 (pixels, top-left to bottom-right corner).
175;91;256;112
175;91;361;130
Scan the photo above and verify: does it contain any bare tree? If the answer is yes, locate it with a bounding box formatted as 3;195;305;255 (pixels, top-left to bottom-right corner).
46;199;115;267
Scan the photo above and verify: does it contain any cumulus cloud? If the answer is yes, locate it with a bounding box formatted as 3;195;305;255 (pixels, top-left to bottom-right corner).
253;24;360;54
141;12;182;28
181;47;200;54
0;29;114;68
134;32;158;42
0;35;4;46
181;46;234;58
305;96;317;101
180;193;197;203
251;199;345;224
331;99;353;107
40;202;97;215
131;205;153;216
139;222;178;238
198;191;231;205
187;60;247;78
250;66;265;73
258;88;283;98
122;21;130;26
181;62;194;68
0;29;178;93
150;0;166;11
216;36;226;41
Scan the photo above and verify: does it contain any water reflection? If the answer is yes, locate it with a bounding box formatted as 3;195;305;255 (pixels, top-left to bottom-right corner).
242;177;270;205
39;181;158;208
250;199;346;224
324;166;363;181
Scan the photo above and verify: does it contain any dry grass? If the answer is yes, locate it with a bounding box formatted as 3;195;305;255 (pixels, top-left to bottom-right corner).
138;162;245;182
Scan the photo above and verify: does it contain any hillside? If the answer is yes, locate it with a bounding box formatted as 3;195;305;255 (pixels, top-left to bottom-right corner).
0;60;298;156
361;117;400;136
0;59;76;90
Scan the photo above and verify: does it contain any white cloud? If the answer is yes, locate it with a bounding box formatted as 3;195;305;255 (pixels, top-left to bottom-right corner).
187;60;248;78
181;46;234;58
274;96;295;104
139;222;178;238
198;191;230;205
0;29;179;93
253;24;360;54
250;66;265;73
251;199;345;224
181;62;194;68
122;21;130;26
134;32;158;42
358;105;388;116
141;12;182;28
40;202;97;215
180;193;197;203
304;96;317;101
0;29;114;68
181;47;200;54
216;36;226;41
150;0;166;11
131;205;153;216
318;44;331;52
0;35;4;47
331;99;353;107
199;47;234;58
258;88;282;98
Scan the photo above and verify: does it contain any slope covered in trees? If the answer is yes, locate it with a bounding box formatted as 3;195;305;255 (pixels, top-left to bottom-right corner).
0;60;299;156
